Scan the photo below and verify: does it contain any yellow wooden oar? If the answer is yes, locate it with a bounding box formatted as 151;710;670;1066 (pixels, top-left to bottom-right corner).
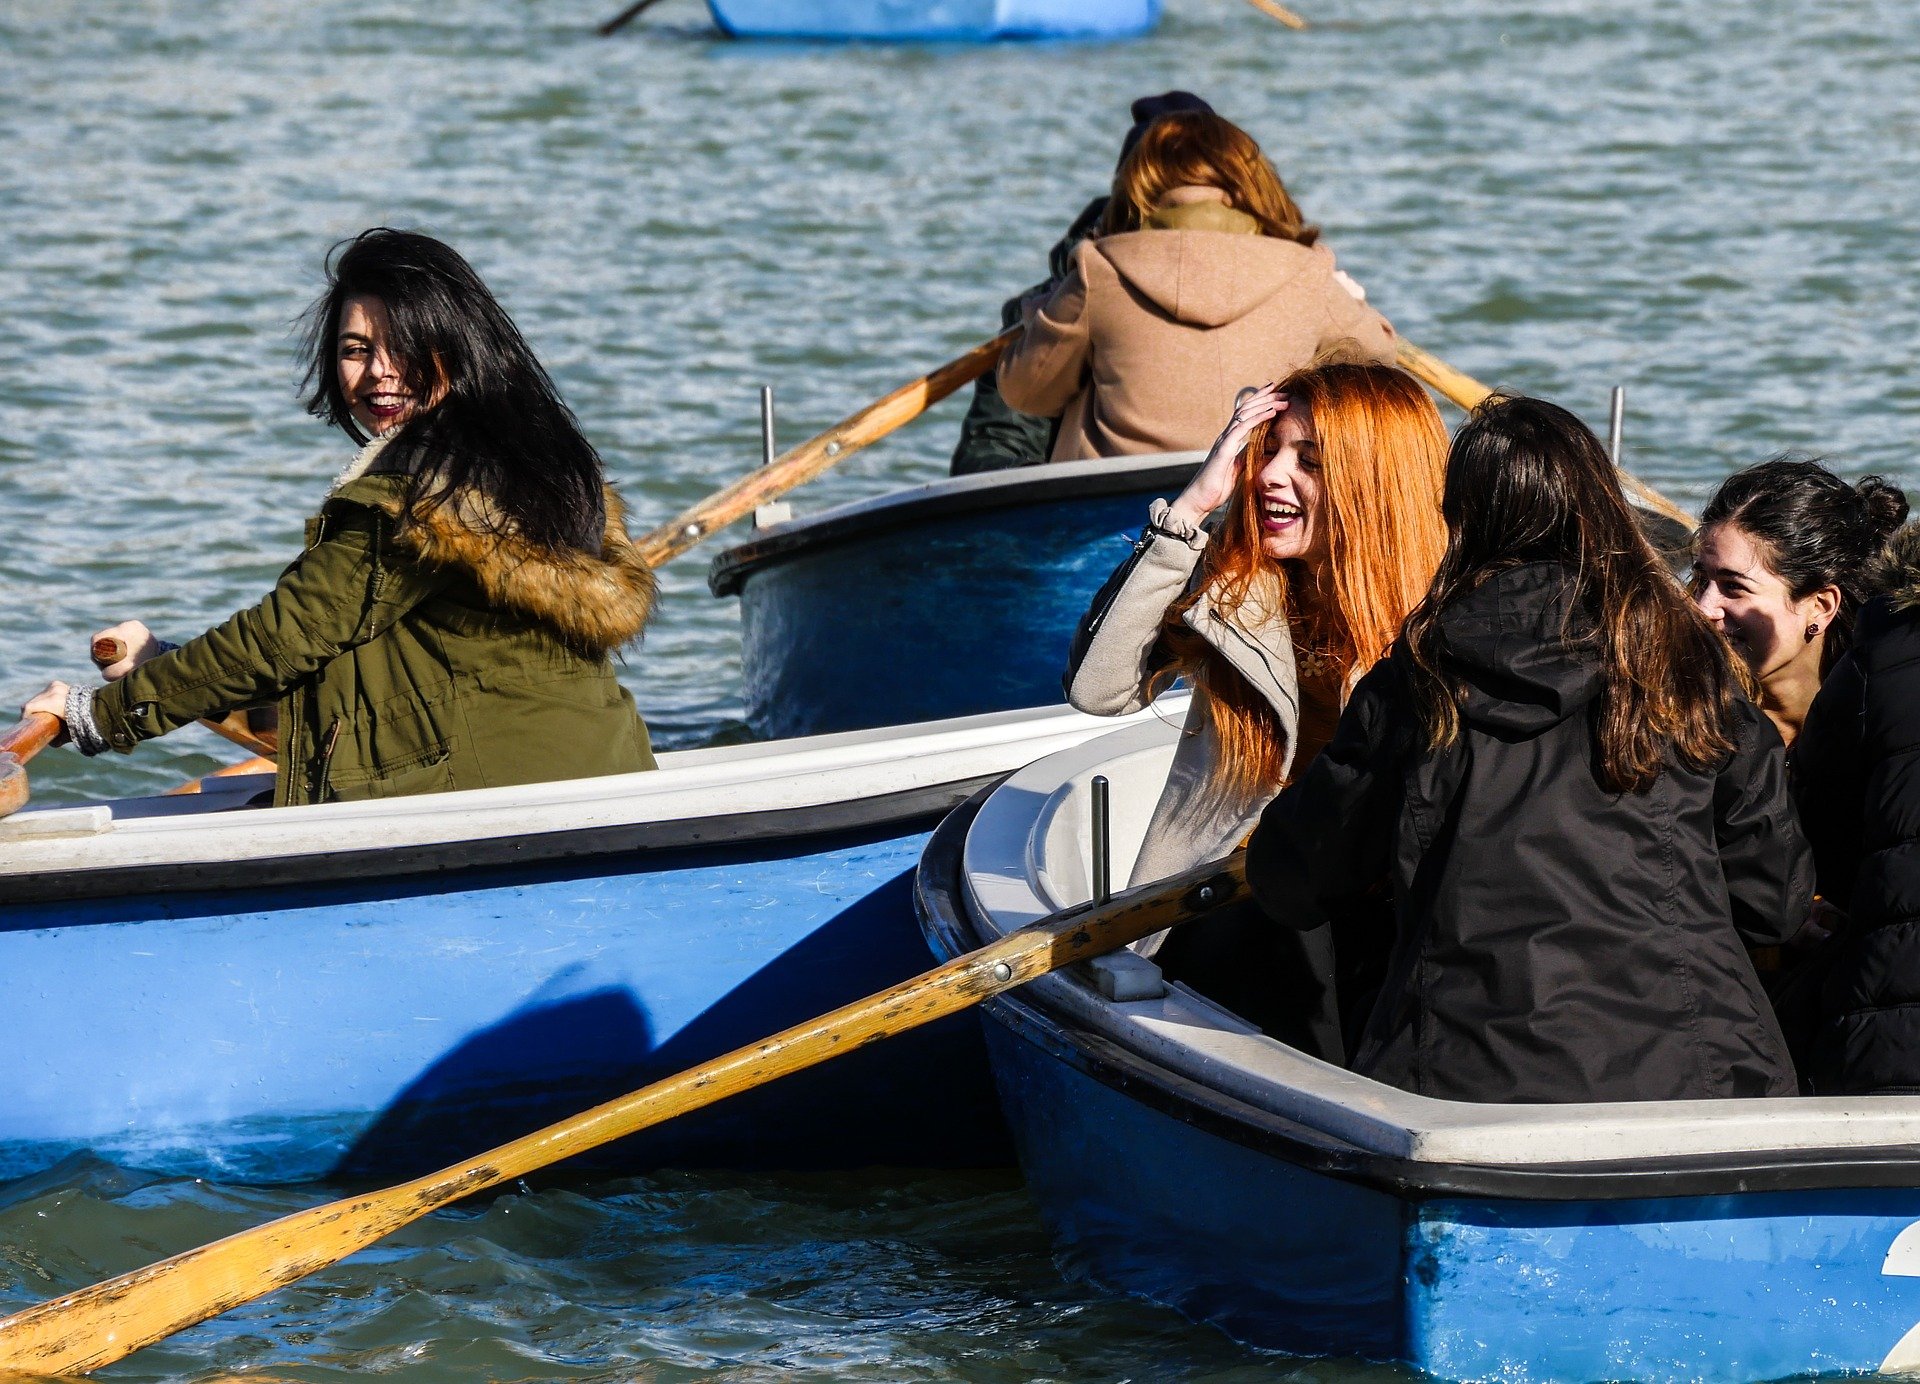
632;327;1017;569
1393;339;1697;532
1242;0;1309;29
0;850;1247;1375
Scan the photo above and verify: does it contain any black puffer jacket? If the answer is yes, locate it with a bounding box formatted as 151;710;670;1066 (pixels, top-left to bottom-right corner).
1247;562;1811;1103
1793;527;1920;1093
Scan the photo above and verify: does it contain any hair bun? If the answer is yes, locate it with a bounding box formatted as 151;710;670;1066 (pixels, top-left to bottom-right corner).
1855;475;1911;544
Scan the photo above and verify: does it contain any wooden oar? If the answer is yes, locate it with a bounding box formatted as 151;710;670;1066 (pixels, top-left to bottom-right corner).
164;755;278;797
1393;338;1697;531
92;637;278;758
0;849;1247;1374
597;0;667;37
0;713;63;820
632;327;1018;569
1242;0;1309;29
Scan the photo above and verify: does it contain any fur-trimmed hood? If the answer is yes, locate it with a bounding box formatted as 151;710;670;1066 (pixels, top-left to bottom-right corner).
394;486;657;657
1870;523;1920;614
334;473;656;657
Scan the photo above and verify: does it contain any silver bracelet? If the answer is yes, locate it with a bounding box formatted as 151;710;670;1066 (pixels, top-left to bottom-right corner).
64;683;110;757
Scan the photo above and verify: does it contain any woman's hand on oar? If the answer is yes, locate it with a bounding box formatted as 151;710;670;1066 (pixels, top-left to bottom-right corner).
1392;338;1697;532
633;326;1019;570
93;630;280;758
0;849;1247;1374
0;711;64;820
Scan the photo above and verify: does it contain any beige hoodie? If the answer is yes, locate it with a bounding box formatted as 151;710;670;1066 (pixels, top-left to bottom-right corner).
998;204;1396;461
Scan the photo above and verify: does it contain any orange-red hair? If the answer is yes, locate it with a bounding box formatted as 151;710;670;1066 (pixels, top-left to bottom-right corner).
1157;362;1449;801
1102;111;1317;245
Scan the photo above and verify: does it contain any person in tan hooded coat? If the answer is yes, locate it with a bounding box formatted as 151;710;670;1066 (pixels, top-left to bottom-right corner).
998;111;1396;461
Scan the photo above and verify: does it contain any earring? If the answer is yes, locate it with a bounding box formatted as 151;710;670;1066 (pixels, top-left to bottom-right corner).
1805;623;1821;644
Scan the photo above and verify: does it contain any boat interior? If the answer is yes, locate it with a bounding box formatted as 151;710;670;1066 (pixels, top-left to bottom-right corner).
958;720;1920;1182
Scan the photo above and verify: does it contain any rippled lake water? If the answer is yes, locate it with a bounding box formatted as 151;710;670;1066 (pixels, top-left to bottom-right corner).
2;0;1917;1378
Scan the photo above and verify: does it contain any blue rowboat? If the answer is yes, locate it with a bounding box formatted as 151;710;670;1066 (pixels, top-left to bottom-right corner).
0;701;1173;1186
916;721;1920;1381
707;0;1160;40
710;452;1201;740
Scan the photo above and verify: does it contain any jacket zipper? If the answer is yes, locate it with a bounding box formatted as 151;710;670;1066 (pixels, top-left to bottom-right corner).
314;718;342;803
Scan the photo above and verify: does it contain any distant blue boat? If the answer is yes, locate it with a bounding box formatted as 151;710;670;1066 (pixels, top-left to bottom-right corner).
708;0;1160;40
918;722;1920;1380
710;453;1200;739
0;703;1162;1185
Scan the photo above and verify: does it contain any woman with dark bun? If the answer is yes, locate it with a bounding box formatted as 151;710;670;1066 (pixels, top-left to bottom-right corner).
20;228;658;804
1787;498;1920;1093
1690;459;1909;749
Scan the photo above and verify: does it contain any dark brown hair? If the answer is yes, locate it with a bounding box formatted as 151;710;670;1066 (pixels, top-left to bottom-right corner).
1403;395;1744;794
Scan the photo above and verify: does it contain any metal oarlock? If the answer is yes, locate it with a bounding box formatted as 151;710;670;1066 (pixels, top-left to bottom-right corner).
1608;385;1626;467
760;384;776;467
1091;774;1111;907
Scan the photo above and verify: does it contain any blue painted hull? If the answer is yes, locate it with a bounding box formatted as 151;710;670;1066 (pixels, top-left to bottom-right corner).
915;790;1920;1380
711;457;1198;739
0;817;1007;1184
983;1006;1920;1378
708;0;1159;40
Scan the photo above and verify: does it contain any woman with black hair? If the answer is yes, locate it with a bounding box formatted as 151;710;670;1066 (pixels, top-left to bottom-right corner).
22;228;657;805
1690;459;1908;749
1245;395;1812;1104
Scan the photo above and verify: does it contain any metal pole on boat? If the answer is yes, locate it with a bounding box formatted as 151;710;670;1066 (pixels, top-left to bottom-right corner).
754;386;791;527
1608;386;1626;467
1091;775;1112;907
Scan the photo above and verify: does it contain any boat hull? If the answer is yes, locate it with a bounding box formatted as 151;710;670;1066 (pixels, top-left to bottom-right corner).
710;454;1199;739
918;783;1920;1380
0;704;1173;1185
707;0;1160;40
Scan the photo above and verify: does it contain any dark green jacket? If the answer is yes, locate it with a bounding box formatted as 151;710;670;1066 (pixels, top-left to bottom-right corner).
93;473;657;806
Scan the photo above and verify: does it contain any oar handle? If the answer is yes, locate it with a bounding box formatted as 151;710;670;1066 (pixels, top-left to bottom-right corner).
0;713;62;764
633;327;1019;569
92;636;128;668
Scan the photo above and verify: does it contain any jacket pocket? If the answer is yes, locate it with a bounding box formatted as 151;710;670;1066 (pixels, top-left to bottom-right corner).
326;742;456;801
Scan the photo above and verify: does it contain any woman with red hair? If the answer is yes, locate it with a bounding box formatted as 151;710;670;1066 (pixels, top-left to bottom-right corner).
999;111;1396;461
1064;360;1448;1053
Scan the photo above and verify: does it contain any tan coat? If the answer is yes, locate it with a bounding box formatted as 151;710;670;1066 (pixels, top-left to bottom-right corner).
997;206;1397;462
1064;501;1300;928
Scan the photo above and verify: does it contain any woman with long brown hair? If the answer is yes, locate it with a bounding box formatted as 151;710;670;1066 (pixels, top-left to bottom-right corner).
1064;360;1447;1054
1247;395;1813;1103
997;110;1395;462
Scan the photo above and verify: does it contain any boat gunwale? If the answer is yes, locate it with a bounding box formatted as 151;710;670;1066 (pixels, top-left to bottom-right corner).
918;778;1920;1203
706;452;1204;596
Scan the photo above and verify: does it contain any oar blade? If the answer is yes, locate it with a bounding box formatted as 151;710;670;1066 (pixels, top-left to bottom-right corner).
0;1170;481;1376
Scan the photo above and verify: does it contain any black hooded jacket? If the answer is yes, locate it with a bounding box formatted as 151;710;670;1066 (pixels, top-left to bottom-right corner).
1247;562;1811;1103
1792;527;1920;1094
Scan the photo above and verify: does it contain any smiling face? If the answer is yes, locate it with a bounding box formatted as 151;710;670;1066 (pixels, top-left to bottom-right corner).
337;294;428;437
1691;520;1837;682
1250;406;1328;571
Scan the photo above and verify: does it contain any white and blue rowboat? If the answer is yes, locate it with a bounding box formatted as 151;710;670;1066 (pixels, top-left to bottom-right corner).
710;452;1202;740
916;720;1920;1381
707;0;1160;40
0;700;1176;1187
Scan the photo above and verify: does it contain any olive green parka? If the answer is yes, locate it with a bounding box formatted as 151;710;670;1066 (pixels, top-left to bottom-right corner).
92;463;658;806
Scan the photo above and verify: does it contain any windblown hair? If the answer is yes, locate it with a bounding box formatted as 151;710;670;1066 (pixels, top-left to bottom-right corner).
301;228;607;555
1101;111;1318;245
1695;457;1908;675
1155;362;1449;802
1404;395;1744;794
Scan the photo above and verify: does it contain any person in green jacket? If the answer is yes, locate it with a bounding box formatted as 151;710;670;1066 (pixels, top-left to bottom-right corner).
23;228;658;806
